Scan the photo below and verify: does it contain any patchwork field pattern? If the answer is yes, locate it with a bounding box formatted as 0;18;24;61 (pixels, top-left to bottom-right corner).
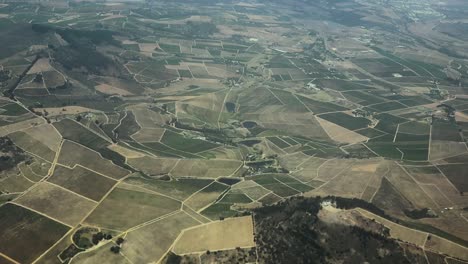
0;0;467;262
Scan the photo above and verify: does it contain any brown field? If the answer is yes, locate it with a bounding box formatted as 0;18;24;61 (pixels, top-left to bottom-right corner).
356;208;428;246
254;139;285;157
425;234;468;261
84;187;181;230
43;70;66;88
187;65;212;79
191;48;212;57
404;166;446;185
23;124;61;151
158;79;224;100
17;78;45;89
33;226;78;264
179;90;226;112
18;162;44;182
0;254;15;264
8;131;56;162
26;158;51;177
243;108;331;141
108;144;146;159
290;157;329;182
0;173;35;193
58;140;130;179
180;44;192;54
156;79;222;96
359;186;378;202
309;159;385;198
171;159;242;178
95;83;133;96
70;242;130;264
173;216;255;254
419;184;453;208
277;152;311;171
351;162;382;173
122;211;199;263
47;165;117;202
315;159;356;182
360;162;388;201
176;103;221;127
127;156;179;175
429;141;468;161
0;98;11;106
131;127;166;143
205;65;239;79
0;117;44;137
237;185;271;201
123;175;213;201
184;183;229;211
100;14;125;21
404;166;467;206
200;147;243;160
138;43;158;53
27;58;53;74
316;116;368;144
438;164;468;193
34;106;101;117
14;182;97;226
165;62;190;70
182;204;211;224
0;203;70;264
130;105;171;128
378;164;438;211
231;180;260;190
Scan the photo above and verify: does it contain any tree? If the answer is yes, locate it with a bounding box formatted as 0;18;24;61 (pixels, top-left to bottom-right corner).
116;237;124;245
110;246;120;254
92;232;104;245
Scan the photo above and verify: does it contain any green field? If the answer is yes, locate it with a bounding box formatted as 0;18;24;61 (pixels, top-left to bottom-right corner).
319;112;371;130
8;131;56;162
54;119;129;169
160;130;220;153
296;95;348;114
124;175;213;200
200;203;238;220
0;103;29;116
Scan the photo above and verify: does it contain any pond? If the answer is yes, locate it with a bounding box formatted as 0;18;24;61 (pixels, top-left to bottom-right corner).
225;102;236;113
242;121;257;128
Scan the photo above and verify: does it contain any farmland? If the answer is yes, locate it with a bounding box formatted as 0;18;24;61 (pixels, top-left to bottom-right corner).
0;0;467;263
84;186;181;230
0;203;70;263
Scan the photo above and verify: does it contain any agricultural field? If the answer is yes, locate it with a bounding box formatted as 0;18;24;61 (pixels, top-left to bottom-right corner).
0;0;468;263
48;165;117;202
173;216;255;254
14;182;97;226
0;203;70;263
84;186;181;230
